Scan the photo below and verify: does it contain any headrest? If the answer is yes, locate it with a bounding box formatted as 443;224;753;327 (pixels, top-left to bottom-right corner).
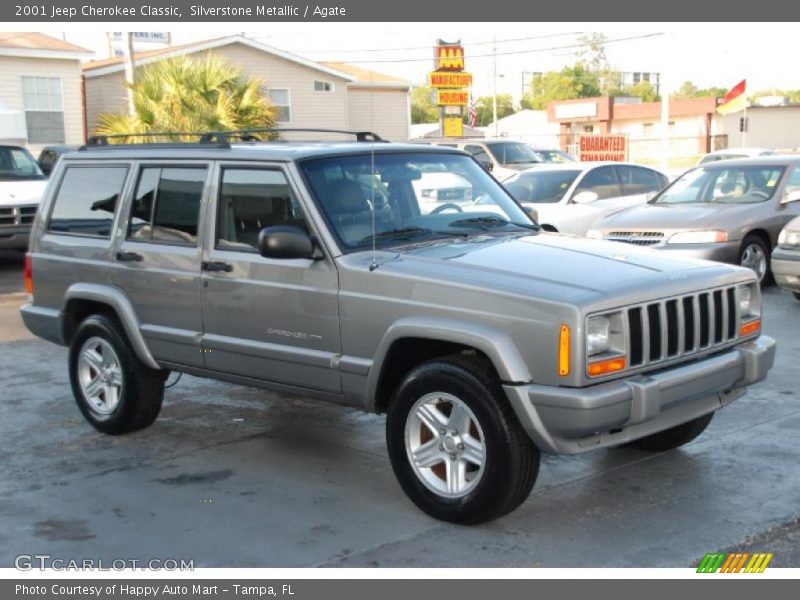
326;179;370;216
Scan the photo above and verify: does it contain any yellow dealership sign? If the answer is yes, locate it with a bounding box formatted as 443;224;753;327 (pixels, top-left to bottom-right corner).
436;90;469;106
442;116;463;137
428;72;473;88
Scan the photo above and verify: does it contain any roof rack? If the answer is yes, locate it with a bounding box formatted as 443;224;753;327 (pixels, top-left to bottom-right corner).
82;128;386;149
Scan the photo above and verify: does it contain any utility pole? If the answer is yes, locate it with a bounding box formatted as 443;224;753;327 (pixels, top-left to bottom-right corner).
122;32;136;117
492;33;498;137
659;35;670;173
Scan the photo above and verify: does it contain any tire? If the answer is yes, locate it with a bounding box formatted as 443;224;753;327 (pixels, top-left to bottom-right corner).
738;235;771;284
623;412;714;452
68;314;165;435
386;354;540;524
794;292;800;301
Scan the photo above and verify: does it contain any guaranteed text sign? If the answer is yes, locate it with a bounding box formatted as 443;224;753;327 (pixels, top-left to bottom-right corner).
578;135;628;161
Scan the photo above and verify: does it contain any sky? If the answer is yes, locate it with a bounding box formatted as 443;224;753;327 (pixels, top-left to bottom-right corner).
26;22;800;101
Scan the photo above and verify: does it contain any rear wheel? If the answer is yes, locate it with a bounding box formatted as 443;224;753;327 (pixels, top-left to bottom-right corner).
69;314;165;435
386;354;539;524
623;413;714;452
739;235;770;284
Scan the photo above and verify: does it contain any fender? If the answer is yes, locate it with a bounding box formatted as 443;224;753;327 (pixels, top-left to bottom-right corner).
62;283;160;370
365;316;534;409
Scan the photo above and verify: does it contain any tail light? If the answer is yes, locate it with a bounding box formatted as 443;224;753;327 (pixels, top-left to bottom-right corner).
24;252;33;295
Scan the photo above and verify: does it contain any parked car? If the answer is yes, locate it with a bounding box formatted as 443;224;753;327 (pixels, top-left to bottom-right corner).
0;145;47;250
772;215;800;300
426;139;543;180
21;130;775;524
587;156;800;283
500;162;668;236
528;147;576;163
37;144;80;177
698;147;775;165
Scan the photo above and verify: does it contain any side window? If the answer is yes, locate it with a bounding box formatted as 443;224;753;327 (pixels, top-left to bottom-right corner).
464;144;486;157
48;166;128;237
216;168;306;251
127;166;207;246
785;166;800;196
617;166;662;195
574;166;621;200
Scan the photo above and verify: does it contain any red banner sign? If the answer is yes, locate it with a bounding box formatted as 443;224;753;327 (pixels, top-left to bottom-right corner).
578;135;628;161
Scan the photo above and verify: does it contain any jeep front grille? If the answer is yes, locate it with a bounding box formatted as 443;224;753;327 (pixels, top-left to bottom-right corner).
606;231;664;246
626;286;739;368
0;205;38;227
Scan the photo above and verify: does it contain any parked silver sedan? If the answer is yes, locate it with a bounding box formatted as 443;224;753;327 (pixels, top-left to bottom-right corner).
772;215;800;300
587;156;800;283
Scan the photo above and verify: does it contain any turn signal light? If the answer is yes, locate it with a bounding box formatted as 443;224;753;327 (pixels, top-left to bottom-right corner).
739;319;761;337
587;357;626;377
558;324;570;376
24;252;33;295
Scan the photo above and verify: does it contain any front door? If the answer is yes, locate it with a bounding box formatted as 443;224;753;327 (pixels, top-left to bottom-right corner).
111;162;211;367
199;163;341;393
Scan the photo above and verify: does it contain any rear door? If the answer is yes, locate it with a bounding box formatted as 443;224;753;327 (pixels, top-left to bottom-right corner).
199;162;341;393
111;161;212;367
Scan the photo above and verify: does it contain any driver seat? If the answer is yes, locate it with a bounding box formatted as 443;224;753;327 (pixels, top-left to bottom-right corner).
324;179;374;245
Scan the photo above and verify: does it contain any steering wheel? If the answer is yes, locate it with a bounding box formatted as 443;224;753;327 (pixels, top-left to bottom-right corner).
749;189;770;200
431;203;464;214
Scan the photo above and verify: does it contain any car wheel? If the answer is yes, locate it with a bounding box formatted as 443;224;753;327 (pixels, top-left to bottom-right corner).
386;354;539;524
69;314;166;435
794;292;800;301
738;235;770;284
623;413;714;452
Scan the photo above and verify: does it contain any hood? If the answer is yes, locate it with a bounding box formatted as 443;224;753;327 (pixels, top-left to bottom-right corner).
0;180;47;207
593;201;756;231
369;232;743;306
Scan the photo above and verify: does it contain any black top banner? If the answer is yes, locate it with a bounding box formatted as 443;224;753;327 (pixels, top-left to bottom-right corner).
4;0;800;21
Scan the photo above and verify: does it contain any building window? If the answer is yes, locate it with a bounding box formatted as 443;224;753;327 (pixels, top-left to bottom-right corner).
268;88;291;123
633;72;641;84
314;80;334;92
21;76;66;144
583;125;594;133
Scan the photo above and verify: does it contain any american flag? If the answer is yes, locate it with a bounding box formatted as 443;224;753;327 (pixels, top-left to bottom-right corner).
468;96;477;127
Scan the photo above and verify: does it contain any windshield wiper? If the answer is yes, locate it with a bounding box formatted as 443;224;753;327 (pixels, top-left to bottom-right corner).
359;226;434;243
448;216;539;231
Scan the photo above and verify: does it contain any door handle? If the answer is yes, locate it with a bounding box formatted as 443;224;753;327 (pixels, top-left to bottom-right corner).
115;251;143;262
202;260;233;273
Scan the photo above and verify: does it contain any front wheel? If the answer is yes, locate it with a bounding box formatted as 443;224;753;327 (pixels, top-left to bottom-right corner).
793;292;800;301
739;235;770;284
623;412;714;452
386;355;539;524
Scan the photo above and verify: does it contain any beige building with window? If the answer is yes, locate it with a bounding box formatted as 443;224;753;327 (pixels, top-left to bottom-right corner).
82;35;410;141
0;32;92;151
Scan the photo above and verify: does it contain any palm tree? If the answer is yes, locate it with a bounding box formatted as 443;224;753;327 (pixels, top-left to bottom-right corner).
94;55;279;142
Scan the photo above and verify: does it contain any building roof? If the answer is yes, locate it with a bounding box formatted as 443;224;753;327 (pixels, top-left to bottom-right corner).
319;62;409;89
82;35;357;82
0;32;92;59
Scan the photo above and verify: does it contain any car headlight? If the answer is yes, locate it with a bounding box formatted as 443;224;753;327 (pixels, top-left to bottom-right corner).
738;283;760;320
587;315;611;356
667;230;728;244
778;228;800;248
586;229;603;239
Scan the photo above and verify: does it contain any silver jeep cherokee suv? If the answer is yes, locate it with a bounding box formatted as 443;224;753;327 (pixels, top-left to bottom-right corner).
21;130;776;524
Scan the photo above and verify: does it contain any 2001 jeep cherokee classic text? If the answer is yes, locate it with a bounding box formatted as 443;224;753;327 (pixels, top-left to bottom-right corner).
21;132;776;524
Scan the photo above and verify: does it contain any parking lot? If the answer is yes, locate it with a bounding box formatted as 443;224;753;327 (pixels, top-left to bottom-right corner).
0;249;798;568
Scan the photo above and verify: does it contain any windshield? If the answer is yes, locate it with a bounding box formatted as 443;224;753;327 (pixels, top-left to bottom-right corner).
503;170;581;204
484;142;541;165
299;152;535;251
534;149;576;164
0;147;45;181
655;165;785;205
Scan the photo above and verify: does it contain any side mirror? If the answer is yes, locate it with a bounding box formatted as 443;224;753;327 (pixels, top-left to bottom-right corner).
781;189;800;205
572;190;599;204
478;159;493;172
258;225;320;260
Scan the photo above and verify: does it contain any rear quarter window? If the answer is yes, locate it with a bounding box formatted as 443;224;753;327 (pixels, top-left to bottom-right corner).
47;166;129;238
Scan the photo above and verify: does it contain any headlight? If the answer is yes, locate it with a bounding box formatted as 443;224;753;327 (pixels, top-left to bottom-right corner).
586;315;611;356
586;229;603;239
778;228;800;248
738;283;759;319
667;230;728;244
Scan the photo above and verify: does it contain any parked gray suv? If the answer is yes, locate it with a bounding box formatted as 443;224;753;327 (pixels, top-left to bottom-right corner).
21;131;776;524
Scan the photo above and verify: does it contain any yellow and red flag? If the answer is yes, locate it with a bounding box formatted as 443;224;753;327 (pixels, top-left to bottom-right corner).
717;79;746;114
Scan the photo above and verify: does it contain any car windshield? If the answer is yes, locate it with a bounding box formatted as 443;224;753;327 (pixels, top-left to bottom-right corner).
503;170;582;204
299;152;535;251
484;142;541;165
534;149;576;163
655;165;785;204
0;147;45;181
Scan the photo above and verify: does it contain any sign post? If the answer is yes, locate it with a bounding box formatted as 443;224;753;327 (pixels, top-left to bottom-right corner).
428;40;472;138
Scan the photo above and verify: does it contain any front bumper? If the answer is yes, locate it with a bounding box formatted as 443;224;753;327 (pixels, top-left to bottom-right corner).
504;335;776;454
771;248;800;292
0;225;31;250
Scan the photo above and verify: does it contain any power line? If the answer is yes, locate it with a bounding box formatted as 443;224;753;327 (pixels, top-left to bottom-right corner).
319;32;665;64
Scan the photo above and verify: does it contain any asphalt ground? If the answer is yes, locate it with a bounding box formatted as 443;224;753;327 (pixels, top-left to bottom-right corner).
0;249;798;568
